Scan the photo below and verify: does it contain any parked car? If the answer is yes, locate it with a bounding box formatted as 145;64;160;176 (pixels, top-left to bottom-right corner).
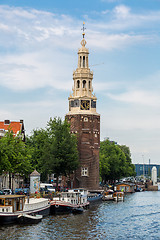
40;183;55;193
23;188;29;195
15;188;29;195
3;189;12;195
0;190;5;195
15;188;23;195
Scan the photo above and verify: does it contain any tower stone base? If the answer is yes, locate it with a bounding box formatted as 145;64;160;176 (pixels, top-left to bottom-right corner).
66;113;100;190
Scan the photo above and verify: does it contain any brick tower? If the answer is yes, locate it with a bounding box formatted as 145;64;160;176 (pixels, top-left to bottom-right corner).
66;23;100;190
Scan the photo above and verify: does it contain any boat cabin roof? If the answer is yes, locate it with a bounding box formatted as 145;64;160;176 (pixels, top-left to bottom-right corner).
0;195;25;199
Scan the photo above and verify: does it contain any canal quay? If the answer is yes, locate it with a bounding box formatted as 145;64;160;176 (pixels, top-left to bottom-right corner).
0;191;160;240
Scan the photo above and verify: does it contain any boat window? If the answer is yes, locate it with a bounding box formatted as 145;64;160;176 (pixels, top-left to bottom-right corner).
19;198;23;211
5;199;12;206
0;199;4;206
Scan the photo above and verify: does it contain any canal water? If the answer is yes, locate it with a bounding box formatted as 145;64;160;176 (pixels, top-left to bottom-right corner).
1;191;160;240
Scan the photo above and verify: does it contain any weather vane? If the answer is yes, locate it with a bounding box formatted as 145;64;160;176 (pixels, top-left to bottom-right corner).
81;22;86;38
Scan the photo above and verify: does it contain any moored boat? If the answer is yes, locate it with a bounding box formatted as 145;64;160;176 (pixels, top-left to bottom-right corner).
50;189;89;214
17;214;43;224
50;200;74;214
0;195;50;225
113;191;124;201
87;190;103;203
72;207;83;214
103;189;114;201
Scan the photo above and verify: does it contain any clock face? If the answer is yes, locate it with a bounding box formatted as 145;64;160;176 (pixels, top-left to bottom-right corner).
80;100;90;110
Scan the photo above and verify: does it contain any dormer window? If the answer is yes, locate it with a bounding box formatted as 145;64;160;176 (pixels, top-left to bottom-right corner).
83;80;86;88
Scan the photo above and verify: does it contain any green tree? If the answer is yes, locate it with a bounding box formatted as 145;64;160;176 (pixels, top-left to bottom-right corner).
26;129;49;182
0;130;32;189
100;139;135;184
26;117;79;189
46;117;79;189
118;145;136;177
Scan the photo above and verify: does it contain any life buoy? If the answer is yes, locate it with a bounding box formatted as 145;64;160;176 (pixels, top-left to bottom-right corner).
55;205;59;208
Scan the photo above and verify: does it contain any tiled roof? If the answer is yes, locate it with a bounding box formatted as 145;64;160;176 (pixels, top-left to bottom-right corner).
0;120;23;135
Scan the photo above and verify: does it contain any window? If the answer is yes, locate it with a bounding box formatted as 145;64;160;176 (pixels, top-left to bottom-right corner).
83;56;85;67
89;81;91;89
84;117;88;122
83;80;86;88
77;80;80;88
81;167;88;176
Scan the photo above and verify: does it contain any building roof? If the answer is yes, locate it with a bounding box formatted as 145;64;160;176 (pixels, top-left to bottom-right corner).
116;182;135;186
0;120;24;136
30;170;40;176
0;195;26;199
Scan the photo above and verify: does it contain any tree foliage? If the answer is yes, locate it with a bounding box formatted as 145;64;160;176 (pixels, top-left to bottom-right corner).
25;129;49;182
46;117;79;179
100;139;135;183
0;130;32;187
26;117;79;188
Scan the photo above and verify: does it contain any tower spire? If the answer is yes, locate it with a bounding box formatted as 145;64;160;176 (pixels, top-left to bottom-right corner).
81;22;86;39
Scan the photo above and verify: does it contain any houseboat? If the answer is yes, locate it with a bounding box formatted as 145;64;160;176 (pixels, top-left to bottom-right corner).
0;195;50;224
68;189;89;208
50;189;89;214
115;182;135;193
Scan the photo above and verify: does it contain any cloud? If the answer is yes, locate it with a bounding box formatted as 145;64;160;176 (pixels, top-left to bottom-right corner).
113;5;130;19
0;48;74;91
107;90;160;107
0;4;160;99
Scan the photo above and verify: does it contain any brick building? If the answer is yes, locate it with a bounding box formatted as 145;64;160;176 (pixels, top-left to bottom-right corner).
66;24;100;190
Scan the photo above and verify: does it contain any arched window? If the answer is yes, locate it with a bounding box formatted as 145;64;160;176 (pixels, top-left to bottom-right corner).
77;80;80;88
89;81;91;89
83;56;85;68
80;56;82;67
83;80;86;88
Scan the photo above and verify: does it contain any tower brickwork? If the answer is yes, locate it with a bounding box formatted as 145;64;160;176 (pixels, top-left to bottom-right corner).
66;24;100;190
